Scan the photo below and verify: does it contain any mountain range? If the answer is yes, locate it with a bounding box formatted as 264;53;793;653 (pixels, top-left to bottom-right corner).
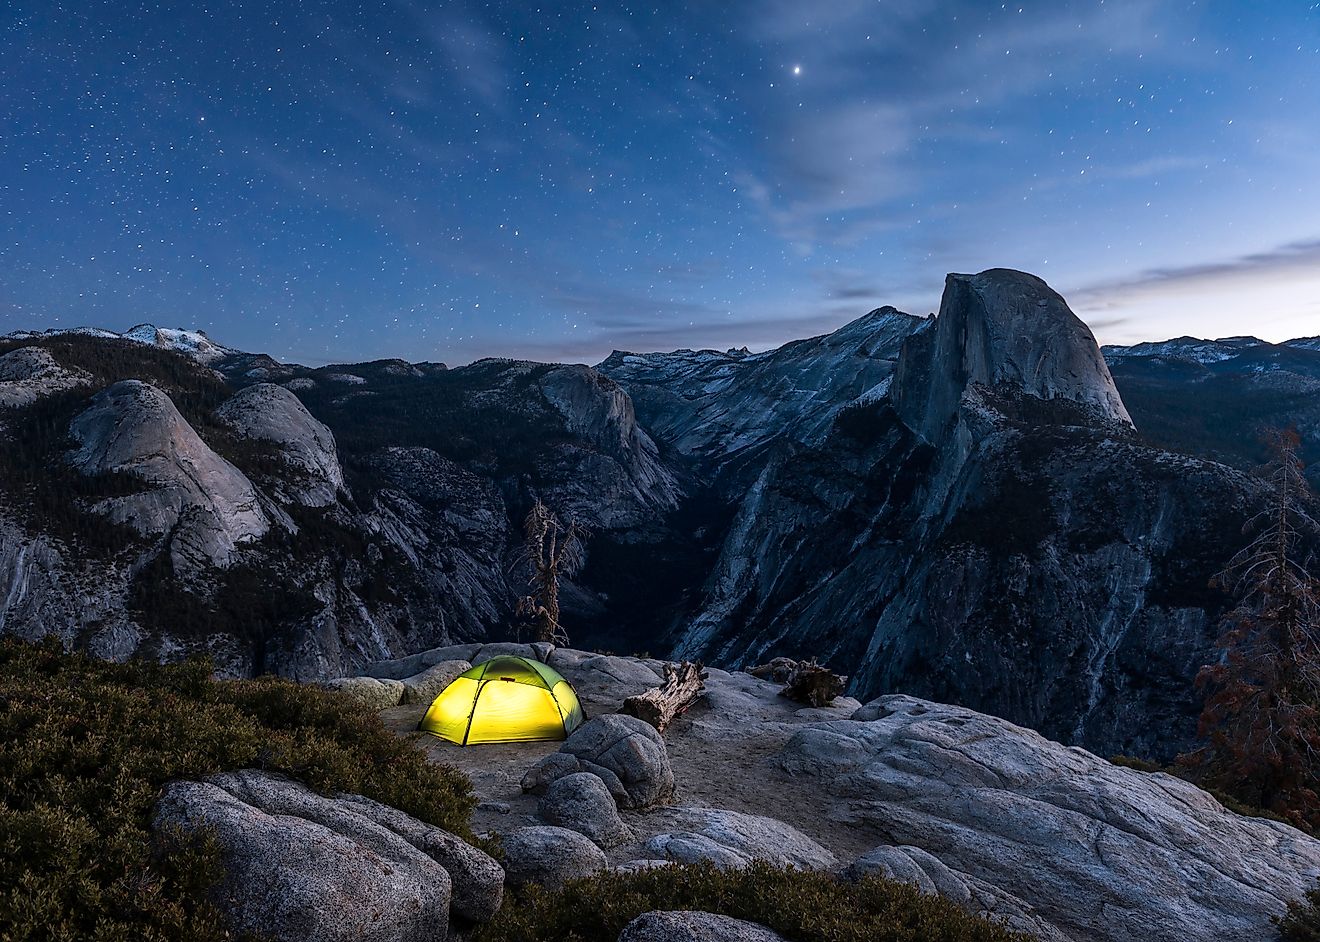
2;269;1317;761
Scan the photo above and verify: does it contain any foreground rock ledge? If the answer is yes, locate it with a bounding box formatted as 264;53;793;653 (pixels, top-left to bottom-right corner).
358;648;1320;942
154;769;503;942
784;694;1320;942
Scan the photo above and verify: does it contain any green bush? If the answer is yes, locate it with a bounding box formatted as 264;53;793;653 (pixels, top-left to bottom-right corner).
474;860;1034;942
0;637;476;942
1108;754;1163;773
1279;880;1320;941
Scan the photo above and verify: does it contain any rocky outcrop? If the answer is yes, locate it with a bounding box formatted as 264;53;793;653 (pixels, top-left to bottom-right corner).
499;825;608;888
216;383;344;506
547;649;667;713
891;269;1132;441
361;643;484;679
617;911;788;942
378;648;1320;941
69;380;268;568
332;792;504;923
664;270;1276;760
522;751;585;794
539;771;634;848
319;675;406;709
846;845;1067;942
641;807;836;871
400;660;472;705
0;346;89;408
777;695;1320;942
527;713;675;810
153;770;504;942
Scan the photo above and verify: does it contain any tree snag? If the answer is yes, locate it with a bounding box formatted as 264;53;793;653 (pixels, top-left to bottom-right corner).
622;661;708;733
516;499;587;645
1180;428;1320;829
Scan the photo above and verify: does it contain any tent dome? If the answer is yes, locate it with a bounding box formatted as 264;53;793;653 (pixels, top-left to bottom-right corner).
418;654;584;745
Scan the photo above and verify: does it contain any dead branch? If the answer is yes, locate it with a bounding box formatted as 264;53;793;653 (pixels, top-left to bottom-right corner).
622;660;708;733
747;657;797;683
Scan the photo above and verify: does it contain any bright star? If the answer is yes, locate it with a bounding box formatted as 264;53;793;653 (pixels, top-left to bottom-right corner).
792;65;801;76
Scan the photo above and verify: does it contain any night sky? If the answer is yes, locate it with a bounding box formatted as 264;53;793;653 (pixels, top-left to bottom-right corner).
3;2;1319;366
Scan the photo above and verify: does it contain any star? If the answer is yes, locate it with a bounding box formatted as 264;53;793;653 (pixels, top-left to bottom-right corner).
792;65;801;76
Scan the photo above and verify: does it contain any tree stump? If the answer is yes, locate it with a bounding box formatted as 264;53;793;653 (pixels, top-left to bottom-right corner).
621;661;708;733
750;657;848;707
780;659;847;707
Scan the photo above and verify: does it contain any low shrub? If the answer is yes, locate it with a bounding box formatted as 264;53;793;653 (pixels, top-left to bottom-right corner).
474;860;1033;942
0;637;475;941
1278;879;1320;941
1108;754;1162;773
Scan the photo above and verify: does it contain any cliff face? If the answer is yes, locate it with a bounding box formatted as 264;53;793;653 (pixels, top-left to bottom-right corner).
891;269;1132;442
599;306;924;484
658;269;1283;759
0;334;689;679
2;273;1316;758
70;380;271;570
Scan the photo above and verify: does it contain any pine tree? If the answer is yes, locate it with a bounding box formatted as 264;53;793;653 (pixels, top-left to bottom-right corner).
1184;429;1320;828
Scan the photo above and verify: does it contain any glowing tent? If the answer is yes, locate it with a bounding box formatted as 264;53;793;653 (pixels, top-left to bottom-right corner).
418;655;584;745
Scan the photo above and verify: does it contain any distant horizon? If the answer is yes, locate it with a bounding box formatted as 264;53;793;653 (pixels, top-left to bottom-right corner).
6;277;1318;371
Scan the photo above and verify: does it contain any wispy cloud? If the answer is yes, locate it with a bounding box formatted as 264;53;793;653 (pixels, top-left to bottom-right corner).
1069;237;1320;343
419;8;510;107
727;0;1181;252
1072;237;1320;306
811;268;883;302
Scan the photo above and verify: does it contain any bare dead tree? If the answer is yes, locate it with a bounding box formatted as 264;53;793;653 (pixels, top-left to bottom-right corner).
1181;428;1320;827
515;499;587;645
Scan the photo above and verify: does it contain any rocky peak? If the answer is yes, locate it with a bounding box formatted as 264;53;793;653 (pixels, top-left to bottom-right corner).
535;364;683;522
0;346;90;408
1103;335;1268;364
122;324;237;363
216;383;345;507
893;269;1132;442
825;305;922;348
539;365;638;453
69;380;268;568
599;305;925;476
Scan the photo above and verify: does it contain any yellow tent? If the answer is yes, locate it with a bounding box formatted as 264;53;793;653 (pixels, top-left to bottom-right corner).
418;654;584;745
